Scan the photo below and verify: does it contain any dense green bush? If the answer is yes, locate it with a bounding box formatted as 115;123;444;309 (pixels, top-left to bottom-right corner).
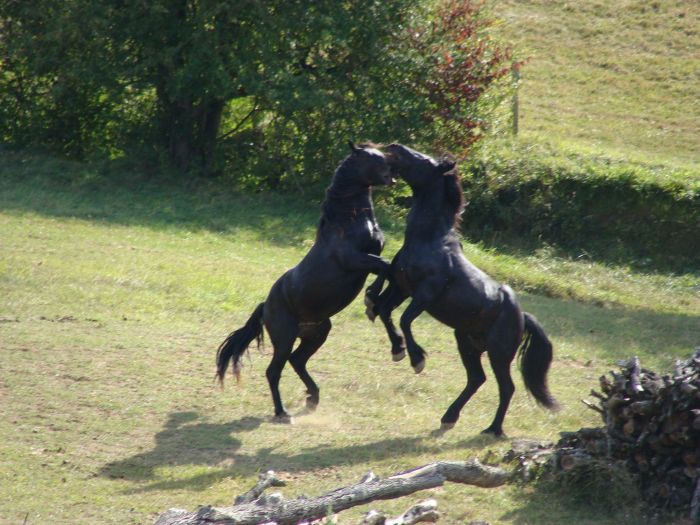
0;0;515;180
459;144;700;269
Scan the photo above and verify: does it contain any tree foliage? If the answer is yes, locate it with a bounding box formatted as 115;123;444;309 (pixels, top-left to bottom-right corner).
0;0;516;184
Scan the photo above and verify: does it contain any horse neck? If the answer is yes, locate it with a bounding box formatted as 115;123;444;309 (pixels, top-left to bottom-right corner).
405;181;455;240
321;167;375;225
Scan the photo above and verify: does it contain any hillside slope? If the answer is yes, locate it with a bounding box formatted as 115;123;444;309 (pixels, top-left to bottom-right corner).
492;0;700;169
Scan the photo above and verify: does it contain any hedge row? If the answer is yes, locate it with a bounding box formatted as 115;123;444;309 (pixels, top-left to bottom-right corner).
459;147;699;269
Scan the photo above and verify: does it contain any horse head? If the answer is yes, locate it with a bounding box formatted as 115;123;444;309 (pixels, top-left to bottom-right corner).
383;143;455;189
344;141;395;188
384;143;463;226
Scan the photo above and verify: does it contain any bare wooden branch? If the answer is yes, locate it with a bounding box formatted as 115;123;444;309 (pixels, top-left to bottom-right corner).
154;460;507;525
581;398;604;414
360;499;439;525
234;470;286;505
387;499;440;525
627;356;643;394
361;510;387;525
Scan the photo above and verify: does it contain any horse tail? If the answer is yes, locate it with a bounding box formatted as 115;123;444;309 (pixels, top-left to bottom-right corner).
216;303;265;386
519;311;559;410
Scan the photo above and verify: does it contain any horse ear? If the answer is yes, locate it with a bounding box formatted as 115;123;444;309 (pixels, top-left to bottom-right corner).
438;159;456;174
348;141;361;154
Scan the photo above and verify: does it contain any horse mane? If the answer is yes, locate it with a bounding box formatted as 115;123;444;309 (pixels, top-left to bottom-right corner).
356;141;384;150
443;166;465;227
317;142;384;237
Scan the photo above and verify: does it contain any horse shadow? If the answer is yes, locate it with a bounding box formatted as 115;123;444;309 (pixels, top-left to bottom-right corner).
99;412;264;483
103;410;495;494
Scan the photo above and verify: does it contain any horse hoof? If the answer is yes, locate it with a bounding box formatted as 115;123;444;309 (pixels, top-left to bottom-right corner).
392;350;406;362
305;399;319;412
481;427;506;438
272;414;293;424
429;422;455;437
412;359;426;374
365;306;377;322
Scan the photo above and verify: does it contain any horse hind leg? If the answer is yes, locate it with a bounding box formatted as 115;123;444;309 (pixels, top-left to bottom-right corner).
264;307;299;423
481;302;521;437
439;331;486;431
289;318;332;412
481;346;516;437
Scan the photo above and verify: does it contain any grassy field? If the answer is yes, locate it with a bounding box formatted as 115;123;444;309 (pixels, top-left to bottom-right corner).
1;154;699;524
492;0;700;169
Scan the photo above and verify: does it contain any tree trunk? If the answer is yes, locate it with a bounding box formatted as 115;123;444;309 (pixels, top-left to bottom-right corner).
199;98;225;175
161;95;225;173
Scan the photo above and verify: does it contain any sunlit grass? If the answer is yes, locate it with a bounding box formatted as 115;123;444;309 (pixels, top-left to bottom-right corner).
492;0;700;169
1;161;698;524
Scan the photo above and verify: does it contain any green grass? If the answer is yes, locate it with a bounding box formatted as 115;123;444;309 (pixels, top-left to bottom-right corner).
492;0;700;170
3;4;699;523
1;154;699;524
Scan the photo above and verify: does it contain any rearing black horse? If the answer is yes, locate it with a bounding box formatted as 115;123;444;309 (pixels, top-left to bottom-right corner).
366;143;557;436
217;142;393;421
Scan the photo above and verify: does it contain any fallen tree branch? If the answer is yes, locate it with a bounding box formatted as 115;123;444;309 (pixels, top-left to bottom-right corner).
154;460;507;525
235;470;287;505
361;499;439;525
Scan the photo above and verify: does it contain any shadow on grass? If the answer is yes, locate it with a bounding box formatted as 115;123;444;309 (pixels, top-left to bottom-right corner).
520;294;700;369
98;297;700;495
100;412;265;482
462;227;699;275
0;151;328;248
2;150;695;273
102;410;497;494
498;483;644;525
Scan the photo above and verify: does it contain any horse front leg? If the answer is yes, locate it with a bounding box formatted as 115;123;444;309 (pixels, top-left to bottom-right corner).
336;250;391;276
375;280;409;361
364;248;402;321
398;279;444;374
364;273;385;321
399;300;428;373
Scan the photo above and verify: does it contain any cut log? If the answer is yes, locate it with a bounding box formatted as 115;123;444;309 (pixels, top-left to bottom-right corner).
550;348;700;521
154;460;507;525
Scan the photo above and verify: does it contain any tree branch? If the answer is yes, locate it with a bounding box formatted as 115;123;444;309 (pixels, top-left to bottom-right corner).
154;460;507;525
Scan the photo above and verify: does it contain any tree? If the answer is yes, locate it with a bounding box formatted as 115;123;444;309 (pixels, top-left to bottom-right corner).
0;0;120;157
0;0;517;179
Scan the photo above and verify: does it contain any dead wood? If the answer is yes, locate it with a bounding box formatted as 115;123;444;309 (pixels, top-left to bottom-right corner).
513;348;700;522
154;460;507;525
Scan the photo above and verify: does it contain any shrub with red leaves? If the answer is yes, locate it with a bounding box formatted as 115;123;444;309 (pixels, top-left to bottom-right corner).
407;0;521;153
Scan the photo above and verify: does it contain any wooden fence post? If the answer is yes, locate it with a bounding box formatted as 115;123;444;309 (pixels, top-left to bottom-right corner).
512;64;520;136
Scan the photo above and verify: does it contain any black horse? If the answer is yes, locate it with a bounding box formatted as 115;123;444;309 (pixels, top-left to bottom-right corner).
216;142;394;421
366;143;557;436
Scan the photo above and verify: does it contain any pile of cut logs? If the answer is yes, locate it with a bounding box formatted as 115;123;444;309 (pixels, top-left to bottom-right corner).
556;348;700;521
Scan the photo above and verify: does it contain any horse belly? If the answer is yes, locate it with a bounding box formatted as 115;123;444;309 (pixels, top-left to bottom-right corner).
290;269;366;321
426;284;487;331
